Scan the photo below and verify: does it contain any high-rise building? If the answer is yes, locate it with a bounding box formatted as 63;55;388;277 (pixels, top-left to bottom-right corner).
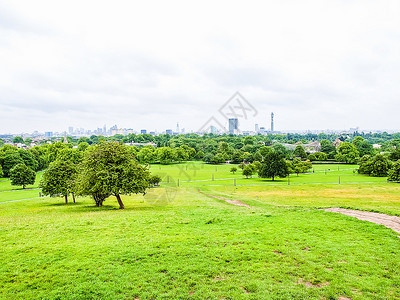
166;129;173;135
271;112;274;132
45;132;53;138
228;118;238;134
141;129;147;134
255;124;259;133
68;127;74;135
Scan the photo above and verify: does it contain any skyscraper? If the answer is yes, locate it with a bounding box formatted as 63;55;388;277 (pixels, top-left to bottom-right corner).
271;112;274;132
229;118;238;134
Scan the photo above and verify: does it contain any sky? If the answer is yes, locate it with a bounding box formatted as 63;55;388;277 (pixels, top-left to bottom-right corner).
1;0;400;134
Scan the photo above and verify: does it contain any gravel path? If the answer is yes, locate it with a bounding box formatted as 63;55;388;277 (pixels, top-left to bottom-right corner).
325;208;400;235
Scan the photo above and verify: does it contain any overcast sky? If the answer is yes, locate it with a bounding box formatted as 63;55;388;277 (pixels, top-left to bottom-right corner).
1;0;400;134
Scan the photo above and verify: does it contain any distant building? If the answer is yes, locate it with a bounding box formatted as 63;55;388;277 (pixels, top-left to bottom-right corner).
255;124;259;133
141;129;147;134
228;118;238;134
271;112;274;132
166;129;173;135
45;132;53;138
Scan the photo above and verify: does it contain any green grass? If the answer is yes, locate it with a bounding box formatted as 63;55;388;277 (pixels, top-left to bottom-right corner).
0;163;399;299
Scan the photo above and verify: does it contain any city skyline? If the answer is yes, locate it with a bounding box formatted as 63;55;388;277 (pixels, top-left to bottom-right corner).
1;1;400;133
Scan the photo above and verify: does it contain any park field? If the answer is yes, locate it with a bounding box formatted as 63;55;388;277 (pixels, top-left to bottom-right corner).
0;162;399;299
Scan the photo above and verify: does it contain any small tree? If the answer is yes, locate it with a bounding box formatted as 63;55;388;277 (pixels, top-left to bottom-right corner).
149;175;162;187
77;142;150;209
230;167;237;174
242;165;253;178
0;165;3;178
388;160;400;182
259;151;288;181
289;158;312;176
293;145;307;159
40;160;78;204
10;163;35;189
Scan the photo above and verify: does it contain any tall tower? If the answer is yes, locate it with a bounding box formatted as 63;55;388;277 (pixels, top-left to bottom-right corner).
271;112;274;132
176;122;180;133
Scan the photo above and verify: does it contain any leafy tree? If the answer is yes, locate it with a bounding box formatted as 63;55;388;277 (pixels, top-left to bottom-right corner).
272;143;289;158
78;142;90;152
13;136;24;144
18;149;38;171
250;161;262;173
0;165;3;178
211;153;225;164
76;142;150;209
358;154;391;177
149;175;162;187
308;152;327;161
137;147;156;164
242;165;253;178
2;152;24;177
353;136;374;157
40;160;78;204
157;147;176;165
203;153;214;164
174;147;189;163
259;151;288;181
335;142;359;164
238;162;245;170
289;158;312;176
10;163;35;189
320;139;336;158
293;145;307;159
358;155;374;176
388;160;400;182
230;167;237;174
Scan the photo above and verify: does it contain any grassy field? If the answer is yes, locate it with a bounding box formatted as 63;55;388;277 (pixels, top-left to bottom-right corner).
0;163;399;299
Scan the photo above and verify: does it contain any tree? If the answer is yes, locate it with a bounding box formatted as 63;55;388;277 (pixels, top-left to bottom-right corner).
0;165;3;178
2;151;24;177
358;154;391;177
230;167;237;174
149;175;162;187
320;139;336;158
13;136;24;144
388;160;400;182
308;152;327;161
335;142;359;164
353;136;374;157
259;151;288;181
157;147;176;165
76;142;150;209
9;163;35;189
289;158;312;176
293;145;307;159
40;160;78;204
242;165;253;178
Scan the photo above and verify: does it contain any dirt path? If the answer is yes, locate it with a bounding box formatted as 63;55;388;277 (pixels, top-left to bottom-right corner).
325;208;400;235
197;188;251;208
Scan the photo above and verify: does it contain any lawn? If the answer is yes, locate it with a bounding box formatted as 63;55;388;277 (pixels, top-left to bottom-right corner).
0;163;399;299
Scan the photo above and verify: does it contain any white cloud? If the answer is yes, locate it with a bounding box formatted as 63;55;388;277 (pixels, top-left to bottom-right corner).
1;0;400;133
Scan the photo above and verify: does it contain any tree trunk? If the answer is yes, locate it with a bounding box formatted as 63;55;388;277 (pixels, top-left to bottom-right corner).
72;193;76;203
272;175;275;181
116;194;125;209
64;195;68;204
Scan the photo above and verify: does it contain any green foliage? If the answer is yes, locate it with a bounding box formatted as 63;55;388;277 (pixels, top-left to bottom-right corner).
320;139;336;158
40;160;78;204
137;147;156;164
12;136;24;144
353;136;374;157
230;167;237;174
289;158;312;176
2;151;24;177
358;154;391;177
157;147;176;165
242;165;253;178
76;142;150;208
293;144;307;159
0;164;3;178
149;175;162;186
308;152;328;161
335;142;359;164
259;151;288;181
9;163;35;189
388;160;400;182
77;142;90;152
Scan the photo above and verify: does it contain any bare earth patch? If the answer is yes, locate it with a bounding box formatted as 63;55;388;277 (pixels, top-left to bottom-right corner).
197;189;251;208
325;208;400;235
